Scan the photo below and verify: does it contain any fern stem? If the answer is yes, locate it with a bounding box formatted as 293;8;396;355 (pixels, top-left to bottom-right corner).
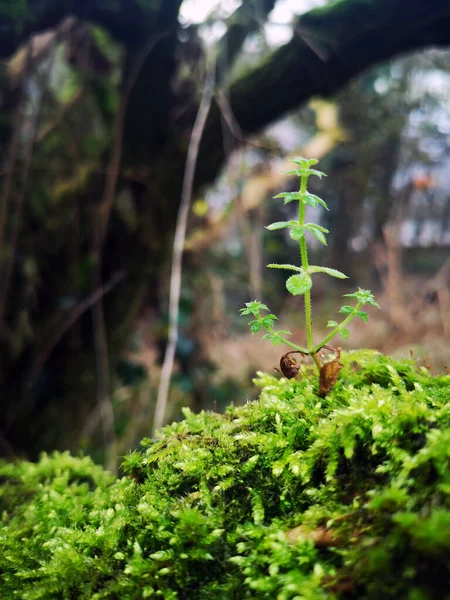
312;302;363;354
299;176;319;371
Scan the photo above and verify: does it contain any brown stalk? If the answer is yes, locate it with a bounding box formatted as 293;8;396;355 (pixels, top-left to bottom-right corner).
153;56;216;435
214;90;278;152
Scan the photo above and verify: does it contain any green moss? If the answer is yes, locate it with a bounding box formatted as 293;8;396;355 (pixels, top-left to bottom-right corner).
1;351;449;598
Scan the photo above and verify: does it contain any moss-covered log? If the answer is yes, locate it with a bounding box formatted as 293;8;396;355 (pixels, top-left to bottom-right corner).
1;352;450;598
1;0;450;458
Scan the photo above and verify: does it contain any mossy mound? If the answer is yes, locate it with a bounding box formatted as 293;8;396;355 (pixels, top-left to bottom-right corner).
1;351;450;599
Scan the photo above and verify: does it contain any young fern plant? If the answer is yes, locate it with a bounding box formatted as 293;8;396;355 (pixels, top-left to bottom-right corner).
240;157;379;388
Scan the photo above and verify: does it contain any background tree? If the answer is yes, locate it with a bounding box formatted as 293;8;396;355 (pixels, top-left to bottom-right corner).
0;0;449;462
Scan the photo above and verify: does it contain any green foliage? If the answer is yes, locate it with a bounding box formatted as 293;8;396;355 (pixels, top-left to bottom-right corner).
241;158;379;376
1;352;450;598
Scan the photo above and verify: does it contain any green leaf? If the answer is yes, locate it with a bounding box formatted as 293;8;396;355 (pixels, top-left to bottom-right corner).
277;330;292;336
300;192;316;208
292;157;319;168
273;192;301;204
357;311;369;323
250;322;261;333
315;197;329;210
339;305;353;314
339;328;350;340
239;301;269;316
270;336;282;346
305;222;328;233
312;230;327;245
304;225;327;245
309;266;348;279
282;168;326;179
344;288;380;307
286;273;312;296
266;314;278;320
282;169;303;176
300;192;329;210
267;264;303;272
289;225;305;241
261;316;275;328
327;320;338;328
308;168;327;179
266;221;295;231
262;333;272;341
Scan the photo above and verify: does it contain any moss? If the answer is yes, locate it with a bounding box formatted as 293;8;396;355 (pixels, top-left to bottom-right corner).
1;351;449;598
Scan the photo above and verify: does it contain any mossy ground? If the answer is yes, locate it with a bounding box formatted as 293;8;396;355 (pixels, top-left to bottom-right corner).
1;351;449;599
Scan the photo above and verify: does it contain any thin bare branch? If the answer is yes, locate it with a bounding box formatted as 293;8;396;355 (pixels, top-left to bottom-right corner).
215;90;278;152
153;58;215;435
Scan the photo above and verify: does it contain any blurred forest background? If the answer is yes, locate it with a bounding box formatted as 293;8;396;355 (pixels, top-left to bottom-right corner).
0;0;449;471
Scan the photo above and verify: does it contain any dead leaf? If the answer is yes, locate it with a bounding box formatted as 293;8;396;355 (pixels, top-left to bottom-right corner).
318;346;343;397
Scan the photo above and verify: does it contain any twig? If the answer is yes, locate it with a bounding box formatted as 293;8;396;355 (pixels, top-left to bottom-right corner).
216;90;276;299
215;90;278;152
216;86;262;298
153;56;216;435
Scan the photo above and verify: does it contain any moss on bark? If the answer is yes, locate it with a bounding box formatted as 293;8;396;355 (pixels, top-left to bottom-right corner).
1;351;449;598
